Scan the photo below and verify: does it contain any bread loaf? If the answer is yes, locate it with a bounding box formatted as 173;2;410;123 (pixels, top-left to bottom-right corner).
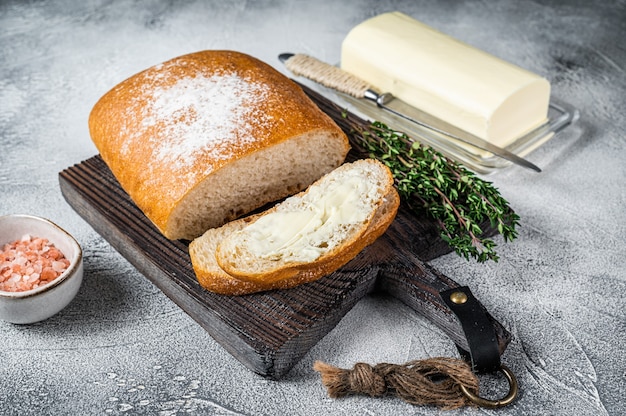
89;50;350;240
189;159;399;295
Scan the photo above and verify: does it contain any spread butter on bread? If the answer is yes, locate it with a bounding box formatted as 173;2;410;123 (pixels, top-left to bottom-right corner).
89;50;350;240
189;159;399;295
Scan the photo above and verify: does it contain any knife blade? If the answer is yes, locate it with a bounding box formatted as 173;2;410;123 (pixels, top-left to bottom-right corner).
279;53;541;173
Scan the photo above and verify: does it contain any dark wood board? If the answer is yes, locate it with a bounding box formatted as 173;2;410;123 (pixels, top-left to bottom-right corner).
58;86;510;379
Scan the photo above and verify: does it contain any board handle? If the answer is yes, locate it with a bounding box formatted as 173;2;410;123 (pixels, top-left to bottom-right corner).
370;225;511;368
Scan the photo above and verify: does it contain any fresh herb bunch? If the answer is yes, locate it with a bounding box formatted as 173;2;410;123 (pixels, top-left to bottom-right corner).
347;119;519;263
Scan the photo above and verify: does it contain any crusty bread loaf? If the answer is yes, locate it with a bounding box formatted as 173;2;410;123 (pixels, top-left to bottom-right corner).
189;162;399;295
89;50;350;240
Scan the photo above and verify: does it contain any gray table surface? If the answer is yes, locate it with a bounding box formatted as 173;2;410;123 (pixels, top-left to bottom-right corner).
1;1;625;415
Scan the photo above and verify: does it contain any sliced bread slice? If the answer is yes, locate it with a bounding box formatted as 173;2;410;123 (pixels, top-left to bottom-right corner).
189;186;399;295
213;159;396;285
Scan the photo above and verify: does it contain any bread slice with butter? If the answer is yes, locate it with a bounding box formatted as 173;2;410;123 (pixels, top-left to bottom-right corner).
189;187;399;295
189;159;399;295
216;159;396;284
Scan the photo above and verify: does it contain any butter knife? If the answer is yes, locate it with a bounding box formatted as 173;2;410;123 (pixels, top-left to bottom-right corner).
279;53;541;173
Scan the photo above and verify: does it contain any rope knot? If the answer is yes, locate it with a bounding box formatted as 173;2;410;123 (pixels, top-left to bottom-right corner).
313;357;481;410
347;362;387;397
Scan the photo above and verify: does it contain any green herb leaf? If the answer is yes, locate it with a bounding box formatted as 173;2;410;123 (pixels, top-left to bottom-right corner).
344;119;519;263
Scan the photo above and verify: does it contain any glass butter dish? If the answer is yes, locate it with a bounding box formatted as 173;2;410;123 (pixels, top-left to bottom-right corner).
306;79;579;174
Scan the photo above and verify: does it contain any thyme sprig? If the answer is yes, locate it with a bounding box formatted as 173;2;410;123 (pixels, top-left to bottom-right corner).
347;119;519;263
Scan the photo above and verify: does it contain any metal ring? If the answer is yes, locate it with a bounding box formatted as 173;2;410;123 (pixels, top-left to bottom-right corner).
460;364;518;408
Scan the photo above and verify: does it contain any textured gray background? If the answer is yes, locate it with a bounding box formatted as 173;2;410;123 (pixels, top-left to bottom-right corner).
1;0;625;415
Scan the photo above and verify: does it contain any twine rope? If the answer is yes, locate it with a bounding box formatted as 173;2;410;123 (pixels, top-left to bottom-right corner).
313;357;480;410
284;54;370;98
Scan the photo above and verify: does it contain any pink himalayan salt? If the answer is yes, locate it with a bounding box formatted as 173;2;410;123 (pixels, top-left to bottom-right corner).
0;235;70;292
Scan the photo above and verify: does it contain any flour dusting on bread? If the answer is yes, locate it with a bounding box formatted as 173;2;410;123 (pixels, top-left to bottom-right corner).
137;72;271;173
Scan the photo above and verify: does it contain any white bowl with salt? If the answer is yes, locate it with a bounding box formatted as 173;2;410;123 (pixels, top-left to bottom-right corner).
0;214;83;324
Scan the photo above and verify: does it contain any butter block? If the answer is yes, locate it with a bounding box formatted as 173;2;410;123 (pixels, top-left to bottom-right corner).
240;172;372;263
341;12;551;147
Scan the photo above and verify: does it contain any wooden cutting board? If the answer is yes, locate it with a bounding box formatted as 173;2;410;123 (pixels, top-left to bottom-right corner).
58;86;510;379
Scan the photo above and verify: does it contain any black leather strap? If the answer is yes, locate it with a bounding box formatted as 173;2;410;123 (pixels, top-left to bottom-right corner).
440;286;501;373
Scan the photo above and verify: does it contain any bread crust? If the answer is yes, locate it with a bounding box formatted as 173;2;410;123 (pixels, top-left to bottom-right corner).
89;50;349;239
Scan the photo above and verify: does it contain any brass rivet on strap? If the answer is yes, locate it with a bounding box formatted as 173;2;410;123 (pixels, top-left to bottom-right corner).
460;364;518;408
449;291;468;304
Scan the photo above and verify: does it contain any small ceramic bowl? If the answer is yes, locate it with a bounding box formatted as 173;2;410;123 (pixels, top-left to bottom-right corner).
0;214;83;324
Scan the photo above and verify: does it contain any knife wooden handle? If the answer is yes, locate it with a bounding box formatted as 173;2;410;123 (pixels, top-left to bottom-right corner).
282;53;371;98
